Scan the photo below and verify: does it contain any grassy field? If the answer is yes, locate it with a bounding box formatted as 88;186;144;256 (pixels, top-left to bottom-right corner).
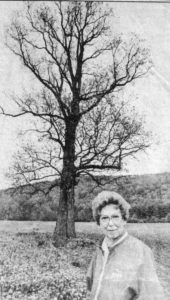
0;221;169;299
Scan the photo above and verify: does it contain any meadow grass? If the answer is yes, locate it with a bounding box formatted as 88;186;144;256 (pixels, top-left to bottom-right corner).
0;221;169;299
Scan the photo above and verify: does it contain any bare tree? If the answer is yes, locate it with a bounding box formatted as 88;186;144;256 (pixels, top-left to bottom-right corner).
1;1;151;246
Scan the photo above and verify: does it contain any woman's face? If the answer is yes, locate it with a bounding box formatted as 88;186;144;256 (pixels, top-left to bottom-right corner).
99;204;126;241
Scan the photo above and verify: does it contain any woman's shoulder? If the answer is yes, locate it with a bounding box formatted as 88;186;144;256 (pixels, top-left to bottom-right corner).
125;234;152;256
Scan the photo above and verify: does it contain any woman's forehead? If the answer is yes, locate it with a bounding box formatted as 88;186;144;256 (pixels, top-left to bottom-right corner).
100;203;120;214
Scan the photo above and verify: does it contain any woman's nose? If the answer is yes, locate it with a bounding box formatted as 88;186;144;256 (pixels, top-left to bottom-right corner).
108;218;115;225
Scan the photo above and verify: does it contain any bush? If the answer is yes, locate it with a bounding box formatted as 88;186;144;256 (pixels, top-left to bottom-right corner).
1;275;87;300
165;213;170;222
0;232;89;300
76;206;92;222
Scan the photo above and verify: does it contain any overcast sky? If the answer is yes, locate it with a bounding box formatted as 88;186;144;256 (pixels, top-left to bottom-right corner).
0;1;170;189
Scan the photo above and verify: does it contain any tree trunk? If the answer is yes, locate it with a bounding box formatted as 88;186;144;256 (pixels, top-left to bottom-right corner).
53;120;77;247
53;180;75;247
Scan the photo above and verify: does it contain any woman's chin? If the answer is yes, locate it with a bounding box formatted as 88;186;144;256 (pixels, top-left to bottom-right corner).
106;230;119;239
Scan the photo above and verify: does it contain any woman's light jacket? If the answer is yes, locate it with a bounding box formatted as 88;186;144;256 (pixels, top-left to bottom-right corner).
87;233;165;300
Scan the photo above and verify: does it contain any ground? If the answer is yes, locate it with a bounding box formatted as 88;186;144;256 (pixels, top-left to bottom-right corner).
0;222;169;299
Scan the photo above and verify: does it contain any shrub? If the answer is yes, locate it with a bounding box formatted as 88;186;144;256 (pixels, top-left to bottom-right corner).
165;213;170;222
1;275;87;300
0;232;89;300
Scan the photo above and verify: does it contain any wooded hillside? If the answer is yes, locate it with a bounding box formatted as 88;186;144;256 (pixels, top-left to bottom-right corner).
0;172;170;222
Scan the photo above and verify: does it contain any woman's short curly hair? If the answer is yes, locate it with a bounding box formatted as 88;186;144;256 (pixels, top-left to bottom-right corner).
92;190;131;225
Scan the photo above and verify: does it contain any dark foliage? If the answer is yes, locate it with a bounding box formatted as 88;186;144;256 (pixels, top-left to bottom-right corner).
0;172;170;223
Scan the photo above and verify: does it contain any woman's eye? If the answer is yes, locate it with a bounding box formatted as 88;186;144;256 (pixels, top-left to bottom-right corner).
101;216;109;221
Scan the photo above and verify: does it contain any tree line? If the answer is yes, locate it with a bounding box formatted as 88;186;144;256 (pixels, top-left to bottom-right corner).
0;173;170;223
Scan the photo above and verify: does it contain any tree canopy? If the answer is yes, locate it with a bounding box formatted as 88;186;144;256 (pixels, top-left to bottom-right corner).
1;1;151;245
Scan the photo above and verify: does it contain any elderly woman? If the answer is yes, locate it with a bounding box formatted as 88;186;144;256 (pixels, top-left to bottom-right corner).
87;190;165;300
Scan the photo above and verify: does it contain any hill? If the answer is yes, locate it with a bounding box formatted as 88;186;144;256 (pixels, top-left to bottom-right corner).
0;172;170;222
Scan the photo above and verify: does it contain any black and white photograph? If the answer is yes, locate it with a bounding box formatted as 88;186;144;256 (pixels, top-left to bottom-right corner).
0;1;170;299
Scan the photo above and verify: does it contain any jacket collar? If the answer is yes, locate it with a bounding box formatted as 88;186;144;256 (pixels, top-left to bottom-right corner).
97;232;128;253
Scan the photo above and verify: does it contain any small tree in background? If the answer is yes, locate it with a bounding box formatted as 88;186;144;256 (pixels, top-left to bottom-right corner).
1;1;151;246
